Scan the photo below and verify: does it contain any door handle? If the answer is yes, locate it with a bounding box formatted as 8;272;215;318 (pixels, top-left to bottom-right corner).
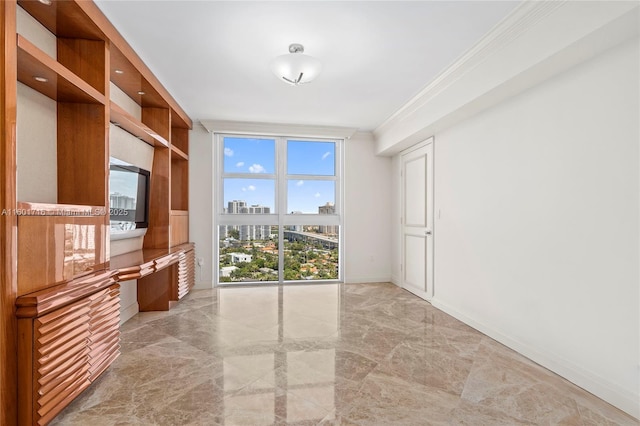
425;230;432;235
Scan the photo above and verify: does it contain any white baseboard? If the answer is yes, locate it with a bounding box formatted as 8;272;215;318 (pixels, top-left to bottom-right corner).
344;275;392;284
390;275;401;287
120;302;139;325
194;280;214;290
431;298;640;420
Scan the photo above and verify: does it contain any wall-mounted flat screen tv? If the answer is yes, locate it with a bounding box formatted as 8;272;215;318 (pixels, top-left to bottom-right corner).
109;157;150;240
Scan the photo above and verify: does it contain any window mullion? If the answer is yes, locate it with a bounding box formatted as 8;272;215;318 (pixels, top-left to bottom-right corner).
277;137;287;283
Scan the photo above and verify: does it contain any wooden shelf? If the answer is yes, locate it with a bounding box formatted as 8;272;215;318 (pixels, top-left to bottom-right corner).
170;210;188;216
110;101;169;147
110;45;167;110
171;109;190;130
18;0;106;40
17;35;105;104
171;145;188;160
171;126;189;155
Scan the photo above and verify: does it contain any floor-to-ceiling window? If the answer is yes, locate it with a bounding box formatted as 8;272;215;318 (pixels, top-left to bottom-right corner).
216;134;342;284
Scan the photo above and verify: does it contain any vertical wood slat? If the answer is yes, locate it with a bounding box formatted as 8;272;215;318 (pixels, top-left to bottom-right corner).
88;285;120;380
16;273;120;425
186;248;195;292
176;248;195;300
0;1;18;425
34;297;91;424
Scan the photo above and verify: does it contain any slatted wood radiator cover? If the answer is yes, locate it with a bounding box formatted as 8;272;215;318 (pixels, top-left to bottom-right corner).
15;270;120;426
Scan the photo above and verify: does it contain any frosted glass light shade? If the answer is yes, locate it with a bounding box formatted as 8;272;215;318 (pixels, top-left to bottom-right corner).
270;45;322;86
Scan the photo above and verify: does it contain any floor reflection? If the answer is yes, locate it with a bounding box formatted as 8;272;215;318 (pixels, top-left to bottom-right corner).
218;285;341;424
51;283;637;425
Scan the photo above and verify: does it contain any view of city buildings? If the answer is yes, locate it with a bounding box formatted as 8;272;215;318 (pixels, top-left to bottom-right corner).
110;193;136;210
219;199;339;282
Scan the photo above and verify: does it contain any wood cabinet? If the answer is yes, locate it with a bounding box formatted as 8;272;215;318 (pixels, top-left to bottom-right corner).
1;1;193;424
15;271;119;426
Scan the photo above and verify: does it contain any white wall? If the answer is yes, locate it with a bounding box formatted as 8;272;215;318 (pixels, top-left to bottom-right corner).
344;132;392;283
189;124;214;288
416;38;638;416
16;7;57;204
16;83;57;203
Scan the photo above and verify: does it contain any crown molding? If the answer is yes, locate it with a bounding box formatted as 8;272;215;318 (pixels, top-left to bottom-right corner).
199;119;357;140
374;0;640;155
376;0;564;134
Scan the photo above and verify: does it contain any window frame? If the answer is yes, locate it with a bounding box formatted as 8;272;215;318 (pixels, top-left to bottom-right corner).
215;133;344;285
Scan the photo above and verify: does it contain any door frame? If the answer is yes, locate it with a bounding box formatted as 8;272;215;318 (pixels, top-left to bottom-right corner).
400;137;434;301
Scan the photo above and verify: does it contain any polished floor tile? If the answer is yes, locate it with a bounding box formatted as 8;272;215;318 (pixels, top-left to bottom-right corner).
51;283;638;426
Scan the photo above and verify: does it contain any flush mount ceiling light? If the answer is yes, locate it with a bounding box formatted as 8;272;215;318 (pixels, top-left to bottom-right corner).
270;43;322;86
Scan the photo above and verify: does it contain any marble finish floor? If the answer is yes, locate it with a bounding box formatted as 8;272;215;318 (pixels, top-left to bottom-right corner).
52;283;637;425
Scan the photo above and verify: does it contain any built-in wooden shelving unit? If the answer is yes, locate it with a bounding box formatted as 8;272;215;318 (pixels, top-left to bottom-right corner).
2;1;194;424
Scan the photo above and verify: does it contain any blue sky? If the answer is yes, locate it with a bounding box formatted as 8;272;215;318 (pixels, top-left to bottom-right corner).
223;137;335;213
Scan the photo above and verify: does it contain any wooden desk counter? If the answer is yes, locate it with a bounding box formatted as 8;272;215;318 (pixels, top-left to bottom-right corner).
109;243;195;311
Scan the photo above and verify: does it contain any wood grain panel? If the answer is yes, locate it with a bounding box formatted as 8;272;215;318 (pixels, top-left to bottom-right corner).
170;212;188;247
17;215;109;296
1;2;19;421
137;265;175;311
58;102;108;206
57;38;107;95
17;0;105;40
171;126;188;154
142;107;170;142
170;156;188;211
143;146;170;249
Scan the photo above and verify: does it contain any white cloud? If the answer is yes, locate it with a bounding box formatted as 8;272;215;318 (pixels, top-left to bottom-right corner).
296;180;304;187
236;161;244;167
224;147;234;157
241;187;247;192
314;192;321;198
248;185;256;191
249;164;266;173
321;151;331;160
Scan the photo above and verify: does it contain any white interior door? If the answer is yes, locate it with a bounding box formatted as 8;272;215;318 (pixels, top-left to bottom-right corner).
401;140;434;300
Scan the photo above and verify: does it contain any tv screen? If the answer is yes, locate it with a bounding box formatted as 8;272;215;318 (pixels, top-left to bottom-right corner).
109;157;150;237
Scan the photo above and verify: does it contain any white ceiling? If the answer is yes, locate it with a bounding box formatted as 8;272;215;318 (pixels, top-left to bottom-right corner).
95;1;520;131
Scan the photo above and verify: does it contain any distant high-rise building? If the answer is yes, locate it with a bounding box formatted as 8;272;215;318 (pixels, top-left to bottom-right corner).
223;200;248;238
318;202;338;235
240;205;271;240
110;193;136;210
227;200;247;213
224;203;271;241
290;211;303;232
